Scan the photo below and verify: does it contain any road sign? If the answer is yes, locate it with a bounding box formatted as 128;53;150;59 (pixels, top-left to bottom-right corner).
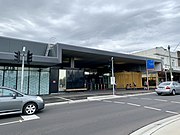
110;77;115;85
146;59;155;70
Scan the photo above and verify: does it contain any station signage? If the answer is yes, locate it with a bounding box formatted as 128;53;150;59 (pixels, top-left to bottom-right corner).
146;59;155;70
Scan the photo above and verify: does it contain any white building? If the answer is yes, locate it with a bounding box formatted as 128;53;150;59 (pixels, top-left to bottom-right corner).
133;47;180;81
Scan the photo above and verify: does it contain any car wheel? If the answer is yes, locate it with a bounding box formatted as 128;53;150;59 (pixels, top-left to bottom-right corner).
172;90;176;96
23;102;37;115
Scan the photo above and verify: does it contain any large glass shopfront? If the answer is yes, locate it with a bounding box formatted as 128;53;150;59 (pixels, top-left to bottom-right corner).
59;69;85;91
0;66;49;95
58;69;111;91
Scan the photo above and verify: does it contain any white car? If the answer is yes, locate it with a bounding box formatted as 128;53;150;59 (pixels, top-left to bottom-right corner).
155;81;180;95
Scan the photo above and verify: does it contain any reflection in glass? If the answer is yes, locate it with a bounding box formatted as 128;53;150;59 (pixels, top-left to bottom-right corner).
40;69;49;95
66;69;85;89
4;69;16;89
29;69;40;95
59;69;66;91
0;70;3;86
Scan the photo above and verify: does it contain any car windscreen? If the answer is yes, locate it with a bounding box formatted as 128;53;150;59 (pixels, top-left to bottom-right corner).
159;82;171;86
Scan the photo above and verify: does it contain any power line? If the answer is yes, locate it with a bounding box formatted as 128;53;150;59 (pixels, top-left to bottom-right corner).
173;42;180;51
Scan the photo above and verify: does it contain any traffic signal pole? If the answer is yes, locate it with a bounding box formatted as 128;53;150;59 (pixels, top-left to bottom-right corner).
20;47;26;93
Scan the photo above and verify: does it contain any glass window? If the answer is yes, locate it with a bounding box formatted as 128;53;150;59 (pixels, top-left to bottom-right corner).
0;88;15;97
40;69;49;95
173;82;179;86
59;69;66;91
0;70;3;86
29;69;40;95
159;82;171;86
0;88;2;96
4;68;17;89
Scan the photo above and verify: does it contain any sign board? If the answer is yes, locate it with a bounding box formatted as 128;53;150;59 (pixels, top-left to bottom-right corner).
146;59;155;70
110;77;115;85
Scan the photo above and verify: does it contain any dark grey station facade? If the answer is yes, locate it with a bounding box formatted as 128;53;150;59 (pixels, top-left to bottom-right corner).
0;36;161;95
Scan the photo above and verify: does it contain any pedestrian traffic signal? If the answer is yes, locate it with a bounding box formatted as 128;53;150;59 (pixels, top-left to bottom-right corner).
27;50;33;64
14;51;20;63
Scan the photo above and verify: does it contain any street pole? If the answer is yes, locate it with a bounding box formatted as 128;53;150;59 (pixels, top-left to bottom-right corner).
20;47;26;93
165;70;167;81
168;45;173;81
111;57;115;95
146;66;149;90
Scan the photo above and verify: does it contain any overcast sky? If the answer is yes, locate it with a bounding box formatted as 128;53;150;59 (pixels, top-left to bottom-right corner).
0;0;180;53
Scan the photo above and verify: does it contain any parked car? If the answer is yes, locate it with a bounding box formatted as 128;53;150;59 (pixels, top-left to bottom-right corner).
0;87;44;116
155;81;180;95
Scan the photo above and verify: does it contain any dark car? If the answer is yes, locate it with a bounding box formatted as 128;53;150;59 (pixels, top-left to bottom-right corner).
0;87;44;116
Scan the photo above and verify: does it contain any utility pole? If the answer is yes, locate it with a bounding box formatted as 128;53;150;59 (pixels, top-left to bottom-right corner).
20;47;26;93
111;57;115;95
168;45;173;81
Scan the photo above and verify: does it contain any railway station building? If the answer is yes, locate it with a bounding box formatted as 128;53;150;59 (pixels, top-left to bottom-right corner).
0;36;161;95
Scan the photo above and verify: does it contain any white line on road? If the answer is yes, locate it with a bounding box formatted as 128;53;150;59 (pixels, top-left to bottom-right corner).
127;103;141;107
103;100;113;103
130;97;139;99
165;111;179;115
141;98;152;100
0;120;20;126
154;99;167;102
144;106;161;111
171;101;180;104
21;114;40;121
0;115;40;126
113;101;125;104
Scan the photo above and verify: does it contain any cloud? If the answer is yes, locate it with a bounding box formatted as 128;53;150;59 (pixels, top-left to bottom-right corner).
0;0;180;52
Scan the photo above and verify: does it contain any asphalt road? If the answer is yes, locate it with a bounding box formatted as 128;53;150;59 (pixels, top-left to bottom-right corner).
1;93;180;135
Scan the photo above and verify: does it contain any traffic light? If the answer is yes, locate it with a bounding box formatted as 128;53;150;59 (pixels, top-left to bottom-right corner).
27;50;33;64
14;51;20;63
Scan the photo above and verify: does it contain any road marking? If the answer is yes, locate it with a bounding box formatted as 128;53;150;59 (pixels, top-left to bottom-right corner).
55;96;73;101
103;100;113;103
144;106;161;111
113;101;125;104
171;101;180;104
130;97;139;99
0;120;20;126
0;115;40;126
21;114;40;121
154;99;167;102
165;111;179;115
141;98;152;100
127;103;141;107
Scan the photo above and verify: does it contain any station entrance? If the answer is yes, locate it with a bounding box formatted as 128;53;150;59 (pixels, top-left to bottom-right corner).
84;71;111;90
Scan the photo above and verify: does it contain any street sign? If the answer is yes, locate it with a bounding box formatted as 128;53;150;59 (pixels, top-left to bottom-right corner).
146;59;155;70
110;77;115;85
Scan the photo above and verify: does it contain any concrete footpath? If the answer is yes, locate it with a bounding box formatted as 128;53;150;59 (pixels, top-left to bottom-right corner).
41;89;154;104
152;118;180;135
131;114;180;135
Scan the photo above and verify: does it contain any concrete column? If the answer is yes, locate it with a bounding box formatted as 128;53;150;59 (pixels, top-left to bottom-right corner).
70;57;75;68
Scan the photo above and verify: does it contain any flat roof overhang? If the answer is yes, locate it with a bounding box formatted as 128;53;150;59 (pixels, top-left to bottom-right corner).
58;43;161;68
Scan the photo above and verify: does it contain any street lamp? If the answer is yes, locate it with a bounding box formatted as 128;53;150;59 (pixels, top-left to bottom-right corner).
168;45;173;81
